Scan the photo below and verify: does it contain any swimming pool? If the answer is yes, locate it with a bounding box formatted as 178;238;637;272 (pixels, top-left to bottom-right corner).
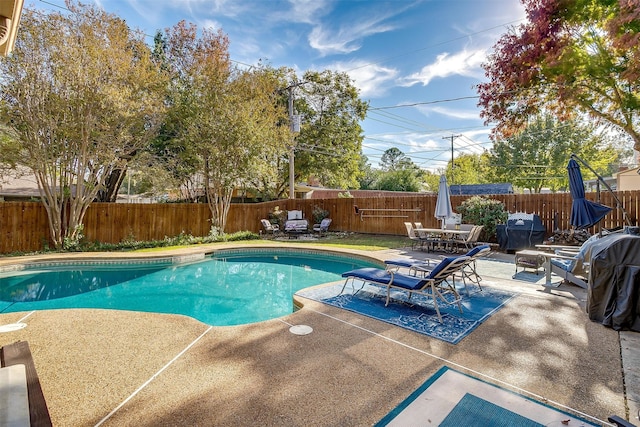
0;249;380;326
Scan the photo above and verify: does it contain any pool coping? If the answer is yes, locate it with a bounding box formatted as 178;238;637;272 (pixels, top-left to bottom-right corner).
0;242;388;272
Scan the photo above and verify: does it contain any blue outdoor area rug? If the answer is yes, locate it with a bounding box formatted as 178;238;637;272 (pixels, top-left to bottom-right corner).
296;281;518;344
375;366;600;426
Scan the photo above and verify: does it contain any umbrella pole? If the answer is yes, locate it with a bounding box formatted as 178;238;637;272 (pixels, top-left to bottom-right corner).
597;181;602;237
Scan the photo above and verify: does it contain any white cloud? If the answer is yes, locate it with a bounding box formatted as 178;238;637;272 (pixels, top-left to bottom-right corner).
309;20;395;56
308;5;404;56
463;128;493;141
286;0;332;24
399;48;487;87
185;0;247;17
200;19;222;31
417;105;482;121
328;61;398;98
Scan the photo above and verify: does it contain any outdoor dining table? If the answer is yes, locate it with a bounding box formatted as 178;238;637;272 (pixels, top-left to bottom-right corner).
414;228;471;252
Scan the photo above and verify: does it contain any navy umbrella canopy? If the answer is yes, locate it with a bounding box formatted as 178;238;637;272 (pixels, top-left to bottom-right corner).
568;158;612;229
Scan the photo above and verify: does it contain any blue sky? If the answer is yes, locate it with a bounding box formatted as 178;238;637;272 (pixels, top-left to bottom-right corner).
32;0;527;171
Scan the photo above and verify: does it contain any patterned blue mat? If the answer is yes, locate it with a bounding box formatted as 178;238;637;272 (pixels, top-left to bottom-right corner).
296;281;517;344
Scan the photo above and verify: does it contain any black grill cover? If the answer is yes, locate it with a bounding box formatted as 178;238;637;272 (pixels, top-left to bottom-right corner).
587;233;640;331
496;213;546;251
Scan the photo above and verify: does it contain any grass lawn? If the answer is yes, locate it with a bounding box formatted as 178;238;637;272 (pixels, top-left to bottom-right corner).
283;233;409;251
134;233;410;253
0;233;409;257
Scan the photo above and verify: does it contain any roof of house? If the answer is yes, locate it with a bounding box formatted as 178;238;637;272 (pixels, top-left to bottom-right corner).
448;183;514;195
0;173;40;198
613;166;640;177
301;186;430;199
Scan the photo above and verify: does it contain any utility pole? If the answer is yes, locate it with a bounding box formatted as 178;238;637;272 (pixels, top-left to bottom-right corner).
288;87;296;200
285;82;306;199
442;134;461;187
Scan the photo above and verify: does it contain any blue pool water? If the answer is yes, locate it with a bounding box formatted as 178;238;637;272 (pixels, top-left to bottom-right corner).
0;250;379;326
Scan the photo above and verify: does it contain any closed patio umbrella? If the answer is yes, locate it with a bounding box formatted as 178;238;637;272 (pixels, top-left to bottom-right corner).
568;158;612;229
435;175;453;229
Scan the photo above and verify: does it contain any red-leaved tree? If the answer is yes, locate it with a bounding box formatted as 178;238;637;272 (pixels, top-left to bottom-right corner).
478;0;640;151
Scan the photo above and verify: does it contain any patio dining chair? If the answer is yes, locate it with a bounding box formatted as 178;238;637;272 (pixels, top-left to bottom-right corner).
260;219;280;235
414;222;444;252
313;218;332;234
404;222;423;250
454;225;484;252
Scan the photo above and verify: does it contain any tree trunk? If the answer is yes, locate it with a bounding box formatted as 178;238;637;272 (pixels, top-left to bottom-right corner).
96;168;127;202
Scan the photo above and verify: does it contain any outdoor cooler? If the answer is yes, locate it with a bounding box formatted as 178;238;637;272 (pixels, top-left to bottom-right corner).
496;213;546;252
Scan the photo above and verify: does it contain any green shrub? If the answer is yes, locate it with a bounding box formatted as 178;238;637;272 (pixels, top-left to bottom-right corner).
62;224;85;251
75;230;260;252
224;231;260;242
456;196;508;243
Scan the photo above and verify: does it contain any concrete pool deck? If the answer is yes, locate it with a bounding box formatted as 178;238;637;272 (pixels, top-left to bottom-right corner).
0;242;638;426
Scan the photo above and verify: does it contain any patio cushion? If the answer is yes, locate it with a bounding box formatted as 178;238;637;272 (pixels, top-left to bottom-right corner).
341;268;427;290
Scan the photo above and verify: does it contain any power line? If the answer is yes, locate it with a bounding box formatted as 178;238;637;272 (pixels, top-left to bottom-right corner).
369;95;480;111
365;124;491;137
368;109;440;133
34;0;500;151
363;137;452;153
35;0;538;170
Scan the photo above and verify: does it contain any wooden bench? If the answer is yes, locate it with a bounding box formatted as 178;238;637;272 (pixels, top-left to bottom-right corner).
1;341;52;427
284;219;309;239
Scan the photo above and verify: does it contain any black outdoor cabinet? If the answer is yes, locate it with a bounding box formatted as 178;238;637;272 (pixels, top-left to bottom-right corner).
496;213;546;252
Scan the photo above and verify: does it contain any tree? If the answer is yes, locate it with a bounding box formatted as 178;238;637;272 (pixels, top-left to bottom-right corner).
422;152;492;192
422;170;442;193
488;115;624;192
163;22;289;232
379;147;416;172
145;29;206;202
365;148;426;192
478;0;640;151
0;124;20;178
357;154;380;190
204;66;289;231
375;169;424;192
242;65;294;202
266;69;368;197
0;3;166;248
449;152;492;187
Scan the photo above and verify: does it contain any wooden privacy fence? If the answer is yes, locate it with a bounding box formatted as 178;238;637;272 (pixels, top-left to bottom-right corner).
1;190;639;254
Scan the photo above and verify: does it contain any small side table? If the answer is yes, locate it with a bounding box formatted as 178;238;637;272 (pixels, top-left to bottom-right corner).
514;250;546;276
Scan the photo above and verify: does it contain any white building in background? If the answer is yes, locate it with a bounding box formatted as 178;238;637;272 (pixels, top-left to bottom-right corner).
614;167;640;191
